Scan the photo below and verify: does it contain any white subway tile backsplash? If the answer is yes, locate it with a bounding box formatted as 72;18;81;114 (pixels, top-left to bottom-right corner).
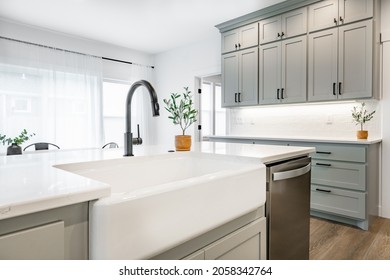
228;101;381;139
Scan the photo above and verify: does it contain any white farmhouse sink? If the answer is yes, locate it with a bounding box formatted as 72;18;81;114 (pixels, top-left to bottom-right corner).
55;151;266;259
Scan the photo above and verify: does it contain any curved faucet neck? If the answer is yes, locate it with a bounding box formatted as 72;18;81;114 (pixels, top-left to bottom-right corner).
124;80;159;156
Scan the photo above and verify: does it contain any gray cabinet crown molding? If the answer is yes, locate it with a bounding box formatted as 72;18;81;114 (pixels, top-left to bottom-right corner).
215;0;321;33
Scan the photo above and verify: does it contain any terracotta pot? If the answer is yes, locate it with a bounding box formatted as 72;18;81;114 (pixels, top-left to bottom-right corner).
357;130;368;140
175;135;192;151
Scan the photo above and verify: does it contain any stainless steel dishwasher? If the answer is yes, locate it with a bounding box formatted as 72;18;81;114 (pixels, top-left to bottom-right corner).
266;156;311;260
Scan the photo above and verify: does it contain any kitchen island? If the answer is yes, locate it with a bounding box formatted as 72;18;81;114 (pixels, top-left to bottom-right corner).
0;142;315;259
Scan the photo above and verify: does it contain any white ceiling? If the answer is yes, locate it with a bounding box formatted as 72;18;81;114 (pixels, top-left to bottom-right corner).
0;0;285;54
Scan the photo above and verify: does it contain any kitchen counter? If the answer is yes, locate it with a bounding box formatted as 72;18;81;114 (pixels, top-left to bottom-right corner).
208;135;382;145
0;142;315;220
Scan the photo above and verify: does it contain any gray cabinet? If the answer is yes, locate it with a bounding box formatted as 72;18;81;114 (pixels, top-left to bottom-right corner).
0;203;89;259
308;20;373;101
208;137;380;230
222;47;258;107
259;35;307;104
0;221;64;259
222;22;258;54
259;7;307;45
182;217;266;260
308;0;373;32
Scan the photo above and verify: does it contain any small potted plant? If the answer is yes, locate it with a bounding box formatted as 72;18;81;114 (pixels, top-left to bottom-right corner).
351;102;375;140
0;129;35;155
163;87;198;151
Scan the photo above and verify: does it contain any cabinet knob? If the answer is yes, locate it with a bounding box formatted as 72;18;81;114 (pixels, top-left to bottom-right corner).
340;16;344;23
281;32;285;38
238;43;241;48
334;18;338;24
235;44;238;49
277;32;281;38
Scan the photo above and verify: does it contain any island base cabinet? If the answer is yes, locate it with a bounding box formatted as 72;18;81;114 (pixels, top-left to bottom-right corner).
0;221;64;259
183;217;266;260
0;203;88;260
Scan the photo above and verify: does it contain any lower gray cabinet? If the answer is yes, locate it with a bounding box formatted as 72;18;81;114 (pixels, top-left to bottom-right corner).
0;221;65;260
0;203;89;260
183;217;266;260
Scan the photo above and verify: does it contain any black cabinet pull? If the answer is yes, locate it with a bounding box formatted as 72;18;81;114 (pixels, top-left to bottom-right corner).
281;88;284;99
237;92;241;102
316;151;331;155
281;32;285;38
333;82;336;95
340;16;344;23
316;163;332;167
334;18;337;24
277;32;281;38
235;93;238;102
277;88;280;99
316;188;331;193
238;43;241;48
338;82;342;95
235;44;238;49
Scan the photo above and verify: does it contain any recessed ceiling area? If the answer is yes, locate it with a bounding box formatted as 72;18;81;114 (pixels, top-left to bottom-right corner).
0;0;285;54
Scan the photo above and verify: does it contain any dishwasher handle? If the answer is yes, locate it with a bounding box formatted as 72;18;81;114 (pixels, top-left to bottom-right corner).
272;163;311;181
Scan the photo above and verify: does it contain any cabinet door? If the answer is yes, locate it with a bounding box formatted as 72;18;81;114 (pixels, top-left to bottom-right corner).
338;20;372;99
259;15;282;44
282;7;308;39
339;0;373;24
238;47;259;106
0;221;64;260
222;29;239;54
222;52;239;107
239;22;259;50
308;0;339;32
259;42;281;104
281;36;307;103
308;28;338;101
204;217;266;260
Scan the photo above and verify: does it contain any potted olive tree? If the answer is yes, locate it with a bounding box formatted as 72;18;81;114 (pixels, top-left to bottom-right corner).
351;102;376;140
163;87;198;151
0;129;35;155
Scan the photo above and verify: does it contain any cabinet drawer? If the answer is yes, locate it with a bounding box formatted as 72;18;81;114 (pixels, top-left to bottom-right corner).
310;144;366;162
312;160;366;191
311;185;366;219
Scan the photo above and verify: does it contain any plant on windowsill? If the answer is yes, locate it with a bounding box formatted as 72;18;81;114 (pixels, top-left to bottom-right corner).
0;129;35;155
163;87;198;151
351;102;376;140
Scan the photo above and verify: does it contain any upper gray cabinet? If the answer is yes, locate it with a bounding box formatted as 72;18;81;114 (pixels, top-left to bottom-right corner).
221;22;258;54
308;20;373;101
259;35;307;105
222;47;258;107
308;0;373;32
259;7;307;45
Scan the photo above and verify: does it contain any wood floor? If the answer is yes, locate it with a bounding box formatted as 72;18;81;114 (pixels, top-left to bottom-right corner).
309;217;390;260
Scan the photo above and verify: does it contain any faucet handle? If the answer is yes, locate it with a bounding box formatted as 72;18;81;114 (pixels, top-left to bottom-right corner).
132;124;143;145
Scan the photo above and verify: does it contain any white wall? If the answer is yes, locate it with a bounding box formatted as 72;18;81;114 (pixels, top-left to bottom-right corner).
153;32;221;149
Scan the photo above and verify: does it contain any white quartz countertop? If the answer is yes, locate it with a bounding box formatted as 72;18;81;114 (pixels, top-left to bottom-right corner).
0;142;315;220
208;135;382;145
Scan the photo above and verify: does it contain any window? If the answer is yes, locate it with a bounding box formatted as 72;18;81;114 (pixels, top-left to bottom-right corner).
199;75;227;139
0;38;103;153
102;80;144;147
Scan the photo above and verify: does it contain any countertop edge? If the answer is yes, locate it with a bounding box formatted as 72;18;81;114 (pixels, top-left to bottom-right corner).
208;135;382;145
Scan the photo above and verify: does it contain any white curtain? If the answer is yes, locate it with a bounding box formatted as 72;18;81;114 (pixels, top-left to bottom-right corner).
102;59;156;147
0;38;103;153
